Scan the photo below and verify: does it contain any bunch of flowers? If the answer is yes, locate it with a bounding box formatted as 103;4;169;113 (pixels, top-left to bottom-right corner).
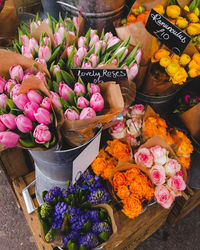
111;167;154;219
91;139;131;180
173;94;200;114
151;49;200;85
109;104;145;147
64;28;141;81
0;0;5;11
134;144;186;209
0;65;57;148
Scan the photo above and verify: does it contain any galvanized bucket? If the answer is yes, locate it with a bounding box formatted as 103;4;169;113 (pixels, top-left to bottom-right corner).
57;0;125;32
29;128;102;204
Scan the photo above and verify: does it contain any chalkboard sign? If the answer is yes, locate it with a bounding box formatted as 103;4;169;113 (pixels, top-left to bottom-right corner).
71;69;127;84
146;9;191;55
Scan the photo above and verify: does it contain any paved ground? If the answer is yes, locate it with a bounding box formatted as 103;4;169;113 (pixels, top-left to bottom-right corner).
0;170;200;250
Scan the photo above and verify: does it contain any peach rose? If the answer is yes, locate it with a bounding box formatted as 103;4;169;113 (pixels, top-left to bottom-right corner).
154;185;174;209
134;148;153;168
164;159;181;177
149;165;166;185
117;185;130;199
150;145;168;165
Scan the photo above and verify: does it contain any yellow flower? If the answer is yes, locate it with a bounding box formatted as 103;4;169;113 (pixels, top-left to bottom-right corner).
188;68;200;78
166;63;180;76
188;59;200;70
179;54;191;66
192;53;200;64
171;54;180;64
194;8;200;17
176;17;188;29
187;13;199;23
184;5;189;12
187;23;200;36
171;67;188;84
166;5;181;19
159;56;171;67
152;49;170;62
153;4;164;15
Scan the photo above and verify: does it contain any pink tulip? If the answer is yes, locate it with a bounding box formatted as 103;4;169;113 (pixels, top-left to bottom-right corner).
21;46;33;59
56;23;64;30
27;90;43;105
90;93;104;111
77;46;88;62
104;32;113;41
80;107;96;120
54;27;65;46
9;65;24;82
73;16;79;30
68;31;75;36
53;65;61;77
21;35;29;47
97;63;105;68
74;82;86;94
0;131;20;148
33;124;51;144
1;114;16;129
11;84;21;97
95;40;107;54
13;93;29;110
24;101;39;121
0;94;7;108
127;64;139;80
41;97;51;110
64;108;80;120
90;29;97;38
35;72;47;84
0;77;6;93
34;107;51;125
89;34;99;47
50;91;62;108
38;46;51;62
35;58;47;67
89;54;98;68
4;80;16;94
78;36;87;48
135;48;142;64
29;38;39;53
112;58;117;65
90;83;100;95
107;37;120;48
0;121;6;132
15;114;33;133
59;81;73;101
123;65;129;75
23;73;32;81
66;45;77;57
77;96;89;109
74;55;81;67
115;47;128;62
43;37;51;46
82;62;92;69
30;21;41;32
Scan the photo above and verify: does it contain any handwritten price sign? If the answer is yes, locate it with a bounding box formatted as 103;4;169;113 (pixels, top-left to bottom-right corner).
146;9;191;55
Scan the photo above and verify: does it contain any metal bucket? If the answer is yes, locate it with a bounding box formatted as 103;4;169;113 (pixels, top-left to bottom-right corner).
57;0;125;32
29;128;102;204
41;0;62;19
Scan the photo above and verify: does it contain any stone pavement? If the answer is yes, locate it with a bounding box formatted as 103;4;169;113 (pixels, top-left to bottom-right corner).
0;170;200;250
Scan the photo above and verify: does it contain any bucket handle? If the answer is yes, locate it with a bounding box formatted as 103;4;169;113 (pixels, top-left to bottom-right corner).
22;180;37;214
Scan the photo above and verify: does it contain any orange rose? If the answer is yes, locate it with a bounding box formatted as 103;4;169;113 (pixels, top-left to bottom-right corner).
178;156;190;169
117;185;130;199
125;168;140;181
91;157;107;176
112;171;126;189
129;180;144;199
122;195;143;219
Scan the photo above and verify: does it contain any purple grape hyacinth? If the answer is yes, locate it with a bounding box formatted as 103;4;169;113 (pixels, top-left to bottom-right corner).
92;221;112;236
79;232;99;249
63;231;79;247
71;213;90;231
88;188;110;205
88;209;100;222
43;186;62;203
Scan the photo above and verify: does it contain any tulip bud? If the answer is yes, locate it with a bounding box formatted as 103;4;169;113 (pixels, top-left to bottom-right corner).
35;72;47;84
33;124;51;144
94;41;101;54
80;107;96;120
1;113;16;130
66;45;77;57
97;63;105;68
135;48;142;64
101;40;107;54
23;73;32;81
50;91;63;108
127;64;139;80
89;34;99;47
13;93;29;110
74;82;86;94
78;36;87;48
54;27;65;46
38;46;51;62
11;84;21;97
21;35;29;47
9;65;24;82
53;65;61;77
43;37;51;46
123;65;129;74
115;47;128;62
0;121;6;132
27;90;43;105
30;21;41;32
15;114;33;133
104;32;113;41
90;83;100;95
35;58;47;67
21;46;33;59
0;131;20;148
59;81;73;101
24;102;39;121
82;62;92;69
64;108;79;120
90;29;97;38
107;37;120;49
73;16;79;30
29;38;39;53
77;96;89;109
41;97;51;110
89;54;98;68
112;58;117;65
90;93;104;111
77;46;88;62
34;107;51;125
4;80;16;94
0;94;7;108
0;77;6;93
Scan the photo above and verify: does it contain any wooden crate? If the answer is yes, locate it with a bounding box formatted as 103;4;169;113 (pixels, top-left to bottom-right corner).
168;186;200;227
12;170;171;250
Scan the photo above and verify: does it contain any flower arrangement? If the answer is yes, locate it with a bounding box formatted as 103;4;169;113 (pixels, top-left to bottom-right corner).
109;104;145;147
134;139;186;209
173;94;200;114
110;164;154;219
91;139;131;180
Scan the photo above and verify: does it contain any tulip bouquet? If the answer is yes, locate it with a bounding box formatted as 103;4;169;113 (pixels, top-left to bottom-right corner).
134;136;187;209
0;64;58;149
0;0;5;11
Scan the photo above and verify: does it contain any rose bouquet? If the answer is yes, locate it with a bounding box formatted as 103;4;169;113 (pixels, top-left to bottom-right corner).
134;136;186;209
109;163;154;219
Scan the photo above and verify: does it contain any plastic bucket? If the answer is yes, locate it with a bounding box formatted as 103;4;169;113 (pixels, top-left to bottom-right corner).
29;128;102;204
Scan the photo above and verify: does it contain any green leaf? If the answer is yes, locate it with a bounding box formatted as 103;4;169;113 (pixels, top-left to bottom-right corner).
42;191;48;202
37;207;50;235
19;138;36;148
53;81;59;93
67;240;78;250
61;70;76;88
105;41;121;54
78;76;85;87
79;245;87;250
50;61;55;76
47;13;54;33
98;232;109;242
100;28;105;40
59;97;70;110
50;135;57;147
82;220;91;232
72;106;80;114
122;42;140;67
44;141;50;148
58;58;65;69
48;43;63;64
45;228;60;243
56;71;63;84
84;27;91;47
47;79;53;90
66;45;76;69
6;99;15;110
68;90;76;105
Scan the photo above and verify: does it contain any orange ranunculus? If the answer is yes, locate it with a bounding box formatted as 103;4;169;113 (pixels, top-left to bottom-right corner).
129;179;145;199
102;167;114;180
112;171;126;189
178;156;190;169
125;168;141;181
117;185;130;199
106;139;131;162
122;195;143;219
152;49;170;63
91;157;107;176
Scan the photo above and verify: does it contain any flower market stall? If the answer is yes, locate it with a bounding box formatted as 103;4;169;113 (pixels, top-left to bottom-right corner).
1;0;200;249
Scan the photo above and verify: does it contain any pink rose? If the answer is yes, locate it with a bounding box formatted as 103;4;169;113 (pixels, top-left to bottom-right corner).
27;90;43;105
154;185;174;209
24;102;39;121
34;107;51;125
126;133;138;147
38;46;51;62
4;79;16;94
150;145;168;165
176;170;184;177
50;91;63;108
90;93;104;111
64;108;80;120
164;159;181;177
41;97;51;110
15;114;33;133
128;104;145;118
134;148;153;168
0;121;6;132
89;83;100;95
126;118;142;137
9;65;24;82
59;82;73;101
0;77;6;93
149;165;166;185
1;114;16;130
0;131;20;148
80;107;96;120
33;124;51;144
109;121;126;139
0;94;8;108
77;96;89;109
74;82;86;94
167;175;186;196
